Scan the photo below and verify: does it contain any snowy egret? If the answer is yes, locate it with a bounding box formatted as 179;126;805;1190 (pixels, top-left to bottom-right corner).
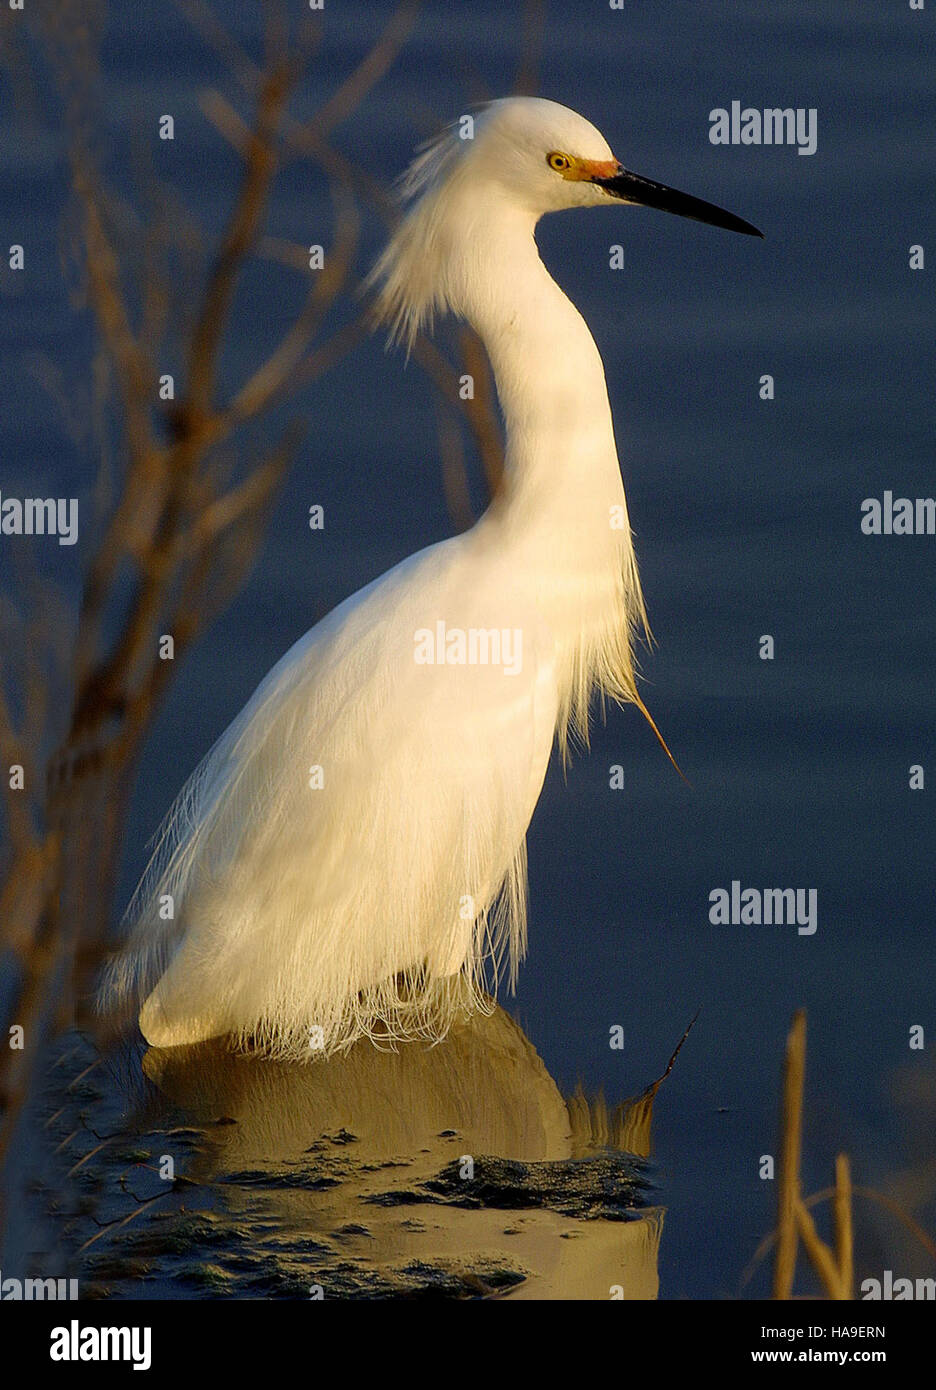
105;98;761;1056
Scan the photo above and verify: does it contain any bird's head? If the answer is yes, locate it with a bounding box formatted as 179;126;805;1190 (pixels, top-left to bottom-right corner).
370;97;761;348
474;98;763;231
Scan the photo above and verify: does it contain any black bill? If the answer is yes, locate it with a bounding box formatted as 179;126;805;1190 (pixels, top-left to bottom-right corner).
595;166;763;237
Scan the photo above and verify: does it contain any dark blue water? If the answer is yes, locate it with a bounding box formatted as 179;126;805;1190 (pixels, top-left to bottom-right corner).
2;1;933;1298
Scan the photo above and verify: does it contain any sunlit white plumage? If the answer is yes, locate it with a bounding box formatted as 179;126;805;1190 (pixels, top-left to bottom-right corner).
103;98;760;1056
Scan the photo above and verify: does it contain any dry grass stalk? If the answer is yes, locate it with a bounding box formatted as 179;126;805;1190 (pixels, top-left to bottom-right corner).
834;1153;854;1298
770;1009;856;1299
773;1008;806;1298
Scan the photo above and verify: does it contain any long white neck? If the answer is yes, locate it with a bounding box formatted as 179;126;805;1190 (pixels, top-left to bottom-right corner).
463;204;624;511
374;183;648;748
458;201;648;746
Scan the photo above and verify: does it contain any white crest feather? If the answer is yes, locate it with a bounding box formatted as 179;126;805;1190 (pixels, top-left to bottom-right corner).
367;116;470;350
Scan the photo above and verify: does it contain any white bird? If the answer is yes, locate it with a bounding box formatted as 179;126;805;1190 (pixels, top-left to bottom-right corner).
105;98;761;1057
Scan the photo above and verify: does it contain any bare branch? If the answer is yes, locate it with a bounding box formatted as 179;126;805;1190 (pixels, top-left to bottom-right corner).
186;58;298;417
310;0;422;139
71;158;154;464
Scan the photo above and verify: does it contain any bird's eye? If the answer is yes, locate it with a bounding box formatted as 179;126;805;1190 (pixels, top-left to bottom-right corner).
547;152;571;173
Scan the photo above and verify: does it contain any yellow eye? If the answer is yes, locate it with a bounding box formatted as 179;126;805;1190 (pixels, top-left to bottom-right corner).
547;151;571;173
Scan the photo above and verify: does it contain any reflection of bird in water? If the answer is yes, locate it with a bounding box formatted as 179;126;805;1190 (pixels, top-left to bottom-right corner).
103;98;760;1057
124;1007;675;1300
